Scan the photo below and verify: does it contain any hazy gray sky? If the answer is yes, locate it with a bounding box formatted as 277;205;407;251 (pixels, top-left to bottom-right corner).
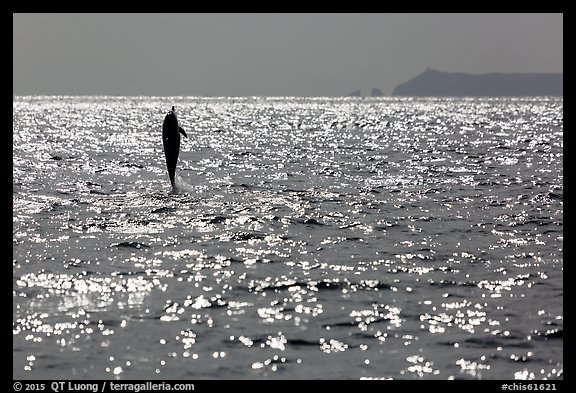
13;13;563;96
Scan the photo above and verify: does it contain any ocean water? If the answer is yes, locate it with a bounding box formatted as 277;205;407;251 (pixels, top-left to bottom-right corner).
13;96;563;380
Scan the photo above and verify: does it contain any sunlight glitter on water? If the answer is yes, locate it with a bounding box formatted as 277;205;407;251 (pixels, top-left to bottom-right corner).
13;96;562;379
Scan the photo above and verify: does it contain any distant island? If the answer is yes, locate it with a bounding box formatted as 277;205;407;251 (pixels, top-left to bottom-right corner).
346;87;385;97
391;68;563;96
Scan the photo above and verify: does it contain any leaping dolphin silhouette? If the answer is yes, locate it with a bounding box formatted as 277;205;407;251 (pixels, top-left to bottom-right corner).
162;106;188;189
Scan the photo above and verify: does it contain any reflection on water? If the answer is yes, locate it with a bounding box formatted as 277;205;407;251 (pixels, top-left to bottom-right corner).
13;96;562;379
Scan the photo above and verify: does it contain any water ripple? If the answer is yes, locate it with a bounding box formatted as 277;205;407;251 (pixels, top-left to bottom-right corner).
13;96;562;379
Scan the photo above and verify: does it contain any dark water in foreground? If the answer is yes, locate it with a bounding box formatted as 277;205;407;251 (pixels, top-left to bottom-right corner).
13;96;563;379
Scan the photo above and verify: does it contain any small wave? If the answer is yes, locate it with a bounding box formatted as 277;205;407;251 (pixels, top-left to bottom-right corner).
286;339;319;347
339;222;363;229
548;192;563;201
110;241;150;249
464;335;533;349
219;231;268;242
532;329;563;340
202;215;230;224
231;183;255;189
428;279;478;288
544;330;563;339
290;217;325;226
282;188;308;194
530;192;563;204
315;281;345;290
89;189;108;195
151;207;177;214
324;321;356;328
119;161;144;169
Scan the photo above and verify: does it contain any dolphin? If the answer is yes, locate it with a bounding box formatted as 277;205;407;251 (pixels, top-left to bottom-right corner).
162;106;188;189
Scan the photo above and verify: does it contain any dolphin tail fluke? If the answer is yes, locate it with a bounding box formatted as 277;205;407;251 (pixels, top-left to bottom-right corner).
179;127;188;138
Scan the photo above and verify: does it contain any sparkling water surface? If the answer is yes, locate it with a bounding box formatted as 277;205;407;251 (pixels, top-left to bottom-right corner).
13;96;563;380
